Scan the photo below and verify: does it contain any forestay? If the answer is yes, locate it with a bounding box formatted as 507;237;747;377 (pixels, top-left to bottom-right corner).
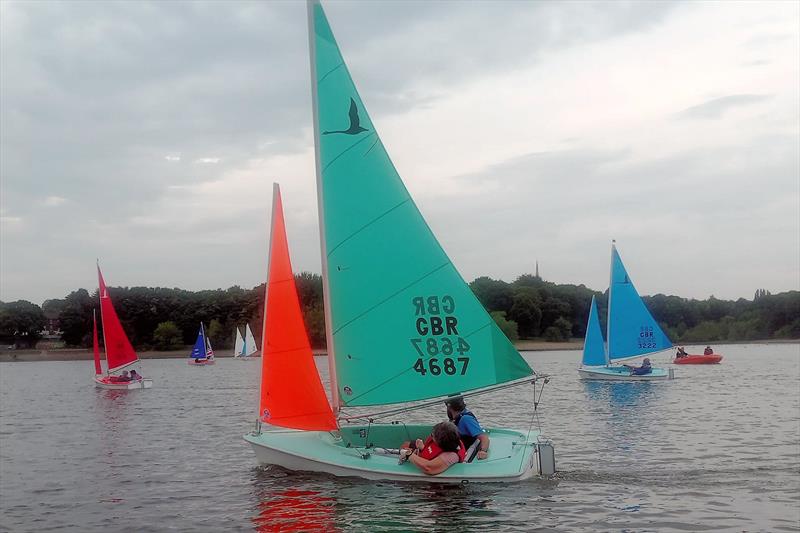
310;3;533;408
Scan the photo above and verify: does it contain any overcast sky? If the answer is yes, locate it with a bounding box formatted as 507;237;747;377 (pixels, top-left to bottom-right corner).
1;0;798;305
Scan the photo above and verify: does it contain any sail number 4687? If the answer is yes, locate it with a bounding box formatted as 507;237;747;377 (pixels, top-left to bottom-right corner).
411;337;470;376
413;356;469;376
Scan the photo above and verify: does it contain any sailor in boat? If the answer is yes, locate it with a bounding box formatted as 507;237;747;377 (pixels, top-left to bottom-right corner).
398;422;463;476
704;346;714;355
623;358;653;376
676;346;688;358
109;370;131;383
129;369;142;381
446;396;489;461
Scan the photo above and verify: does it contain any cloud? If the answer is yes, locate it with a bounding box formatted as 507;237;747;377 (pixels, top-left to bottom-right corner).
678;94;772;120
41;195;67;207
0;0;797;304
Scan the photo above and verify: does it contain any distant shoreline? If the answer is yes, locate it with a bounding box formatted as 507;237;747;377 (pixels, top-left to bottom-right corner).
1;338;797;363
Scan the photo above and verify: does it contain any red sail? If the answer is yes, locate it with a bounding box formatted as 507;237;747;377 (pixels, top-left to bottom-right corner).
97;266;139;372
93;310;102;375
259;184;337;431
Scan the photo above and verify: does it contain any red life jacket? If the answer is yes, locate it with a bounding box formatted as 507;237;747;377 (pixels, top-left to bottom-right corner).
418;436;466;463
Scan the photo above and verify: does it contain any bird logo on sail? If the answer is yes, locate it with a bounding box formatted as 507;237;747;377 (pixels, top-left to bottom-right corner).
322;98;368;135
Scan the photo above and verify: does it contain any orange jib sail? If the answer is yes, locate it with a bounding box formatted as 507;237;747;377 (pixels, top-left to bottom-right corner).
93;310;102;375
259;184;337;431
97;266;139;373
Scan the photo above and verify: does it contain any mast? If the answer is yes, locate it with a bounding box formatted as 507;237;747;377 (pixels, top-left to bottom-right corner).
605;240;614;366
97;261;110;375
307;0;340;415
259;183;280;384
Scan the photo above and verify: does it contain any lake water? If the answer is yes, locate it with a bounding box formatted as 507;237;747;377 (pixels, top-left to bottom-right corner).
1;344;798;532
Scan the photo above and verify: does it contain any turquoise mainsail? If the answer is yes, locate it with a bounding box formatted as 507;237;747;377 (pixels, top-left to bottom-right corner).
310;3;533;408
582;296;607;367
607;244;672;361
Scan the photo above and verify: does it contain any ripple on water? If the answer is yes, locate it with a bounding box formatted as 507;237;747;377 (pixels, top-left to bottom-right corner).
1;345;799;531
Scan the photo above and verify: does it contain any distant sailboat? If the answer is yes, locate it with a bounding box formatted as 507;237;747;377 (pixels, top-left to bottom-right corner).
244;2;555;482
93;264;153;389
244;324;258;357
188;323;215;365
233;327;244;357
578;242;673;381
234;324;258;358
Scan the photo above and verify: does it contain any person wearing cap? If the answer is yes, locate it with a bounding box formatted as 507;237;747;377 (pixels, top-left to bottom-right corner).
623;358;652;376
704;346;713;355
675;346;688;358
445;396;489;460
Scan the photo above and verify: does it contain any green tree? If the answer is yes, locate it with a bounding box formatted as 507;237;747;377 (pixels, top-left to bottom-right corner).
507;291;542;338
490;311;519;341
0;300;47;348
207;319;227;348
152;321;182;350
470;277;514;314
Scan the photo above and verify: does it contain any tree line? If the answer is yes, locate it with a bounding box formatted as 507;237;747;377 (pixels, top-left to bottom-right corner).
0;272;797;350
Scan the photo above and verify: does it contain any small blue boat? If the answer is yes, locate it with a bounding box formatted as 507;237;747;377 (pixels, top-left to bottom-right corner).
578;242;673;381
188;322;215;366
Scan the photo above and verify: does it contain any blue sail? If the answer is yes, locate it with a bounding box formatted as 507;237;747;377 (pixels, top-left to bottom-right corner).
607;245;672;361
189;324;207;359
582;296;607;366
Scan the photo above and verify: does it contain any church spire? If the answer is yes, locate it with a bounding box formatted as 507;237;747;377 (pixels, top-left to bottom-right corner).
535;260;540;279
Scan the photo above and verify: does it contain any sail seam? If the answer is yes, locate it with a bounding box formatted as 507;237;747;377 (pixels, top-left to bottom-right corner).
327;198;410;257
322;132;376;173
318;62;344;84
343;366;415;406
264;345;312;356
332;261;450;335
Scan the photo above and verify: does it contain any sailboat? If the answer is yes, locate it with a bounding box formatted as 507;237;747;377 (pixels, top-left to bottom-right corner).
233;327;244;357
578;242;674;381
234;324;259;358
93;265;153;389
244;3;555;482
188;322;215;365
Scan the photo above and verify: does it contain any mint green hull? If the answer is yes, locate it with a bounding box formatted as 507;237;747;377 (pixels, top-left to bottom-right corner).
244;424;542;483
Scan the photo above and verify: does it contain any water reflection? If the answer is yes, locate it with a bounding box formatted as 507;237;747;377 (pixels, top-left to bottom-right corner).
582;381;660;453
252;488;337;532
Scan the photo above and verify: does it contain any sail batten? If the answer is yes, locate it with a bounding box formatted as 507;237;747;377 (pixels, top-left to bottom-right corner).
310;2;533;408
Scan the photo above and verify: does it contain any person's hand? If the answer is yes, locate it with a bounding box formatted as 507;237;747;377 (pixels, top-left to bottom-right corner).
415;438;424;450
477;450;488;460
399;449;412;463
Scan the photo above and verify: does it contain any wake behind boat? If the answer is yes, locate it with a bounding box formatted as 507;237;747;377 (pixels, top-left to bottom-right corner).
93;265;152;389
245;2;555;483
578;242;674;382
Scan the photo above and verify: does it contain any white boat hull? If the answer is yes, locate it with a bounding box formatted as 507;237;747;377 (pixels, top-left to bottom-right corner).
245;424;551;483
94;376;153;389
578;366;673;381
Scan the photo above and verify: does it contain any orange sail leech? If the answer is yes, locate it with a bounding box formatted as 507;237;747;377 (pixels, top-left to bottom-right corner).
259;186;337;431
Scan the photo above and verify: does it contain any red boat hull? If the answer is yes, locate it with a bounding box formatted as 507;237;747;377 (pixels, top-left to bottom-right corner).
673;354;723;364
